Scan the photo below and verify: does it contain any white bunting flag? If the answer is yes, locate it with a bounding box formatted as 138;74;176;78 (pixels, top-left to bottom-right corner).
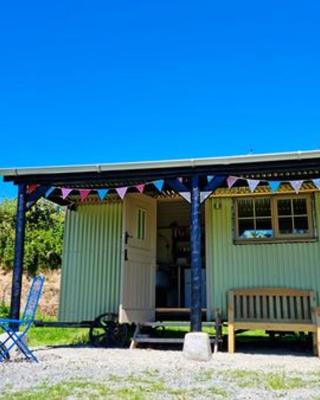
290;180;304;194
247;179;260;192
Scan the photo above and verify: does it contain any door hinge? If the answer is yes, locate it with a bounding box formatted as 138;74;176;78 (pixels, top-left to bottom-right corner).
124;249;128;261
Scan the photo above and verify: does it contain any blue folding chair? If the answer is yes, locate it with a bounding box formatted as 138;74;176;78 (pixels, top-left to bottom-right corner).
0;275;45;362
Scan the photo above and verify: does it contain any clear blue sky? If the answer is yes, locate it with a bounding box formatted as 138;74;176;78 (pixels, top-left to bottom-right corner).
1;1;320;198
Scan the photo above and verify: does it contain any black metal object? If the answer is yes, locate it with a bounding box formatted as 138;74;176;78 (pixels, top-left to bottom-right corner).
34;320;93;328
10;184;27;325
89;313;129;348
190;175;202;332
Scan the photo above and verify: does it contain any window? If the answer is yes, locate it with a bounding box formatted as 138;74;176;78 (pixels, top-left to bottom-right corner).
137;208;147;240
234;195;315;243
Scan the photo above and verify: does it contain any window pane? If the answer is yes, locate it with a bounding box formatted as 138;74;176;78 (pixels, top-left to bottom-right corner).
255;198;271;217
294;216;309;234
256;218;273;238
277;199;292;216
238;199;254;218
278;217;293;234
238;219;255;239
137;208;147;240
293;198;307;215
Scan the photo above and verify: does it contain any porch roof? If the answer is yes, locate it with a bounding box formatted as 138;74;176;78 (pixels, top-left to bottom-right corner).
1;150;320;188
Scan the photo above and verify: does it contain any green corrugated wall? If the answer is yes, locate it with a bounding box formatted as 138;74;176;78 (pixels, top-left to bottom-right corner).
206;193;320;319
59;202;123;322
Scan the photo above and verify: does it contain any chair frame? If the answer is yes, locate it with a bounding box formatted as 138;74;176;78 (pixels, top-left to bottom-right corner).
0;275;45;362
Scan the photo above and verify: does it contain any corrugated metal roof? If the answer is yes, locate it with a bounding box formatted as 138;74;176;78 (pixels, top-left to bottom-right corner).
1;150;320;177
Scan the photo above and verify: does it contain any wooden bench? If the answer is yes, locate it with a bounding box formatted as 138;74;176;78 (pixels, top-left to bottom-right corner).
228;288;320;356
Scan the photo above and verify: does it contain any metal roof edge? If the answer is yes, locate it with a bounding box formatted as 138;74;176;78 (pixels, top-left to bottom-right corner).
0;149;320;177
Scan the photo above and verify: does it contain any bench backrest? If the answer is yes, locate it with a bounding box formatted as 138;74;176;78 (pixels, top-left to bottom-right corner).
228;288;316;324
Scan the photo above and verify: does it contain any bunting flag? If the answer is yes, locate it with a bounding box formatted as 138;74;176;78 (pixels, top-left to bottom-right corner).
153;180;164;192
290;180;304;194
207;175;214;183
97;189;108;200
79;189;91;202
247;179;260;193
227;176;238;188
61;188;73;200
136;184;145;193
200;191;212;203
313;179;320;189
269;181;281;192
116;187;128;199
167;178;191;203
45;187;55;198
201;176;226;204
26;184;40;194
179;192;191;203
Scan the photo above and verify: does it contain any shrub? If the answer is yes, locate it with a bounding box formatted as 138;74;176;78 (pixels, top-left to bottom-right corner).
0;198;64;275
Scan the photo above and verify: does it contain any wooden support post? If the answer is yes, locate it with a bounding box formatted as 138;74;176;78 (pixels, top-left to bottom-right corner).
10;183;27;324
228;291;235;353
190;175;202;332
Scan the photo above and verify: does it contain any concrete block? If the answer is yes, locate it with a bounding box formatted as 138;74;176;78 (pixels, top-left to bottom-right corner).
183;332;212;361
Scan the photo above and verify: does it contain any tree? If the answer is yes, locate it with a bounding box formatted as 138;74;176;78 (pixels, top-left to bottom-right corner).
0;199;65;275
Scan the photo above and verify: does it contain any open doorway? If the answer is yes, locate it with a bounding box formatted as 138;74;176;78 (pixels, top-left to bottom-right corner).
155;199;206;316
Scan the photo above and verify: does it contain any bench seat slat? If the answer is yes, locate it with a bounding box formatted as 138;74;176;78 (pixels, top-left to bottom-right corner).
232;322;316;332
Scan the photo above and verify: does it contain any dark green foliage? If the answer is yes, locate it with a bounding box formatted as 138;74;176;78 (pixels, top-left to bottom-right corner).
0;199;64;275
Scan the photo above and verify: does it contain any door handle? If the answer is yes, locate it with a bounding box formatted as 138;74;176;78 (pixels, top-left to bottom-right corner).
125;231;133;244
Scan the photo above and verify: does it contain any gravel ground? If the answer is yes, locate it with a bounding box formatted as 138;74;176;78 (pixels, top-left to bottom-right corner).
1;346;320;399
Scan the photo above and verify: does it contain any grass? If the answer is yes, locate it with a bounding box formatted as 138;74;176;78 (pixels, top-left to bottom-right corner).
0;306;89;348
223;369;313;391
0;375;229;400
2;368;319;400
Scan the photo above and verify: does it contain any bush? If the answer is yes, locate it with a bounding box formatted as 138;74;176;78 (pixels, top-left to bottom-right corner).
0;199;64;275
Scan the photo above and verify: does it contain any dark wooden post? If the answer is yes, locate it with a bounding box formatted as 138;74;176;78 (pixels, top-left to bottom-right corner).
190;175;202;331
10;183;27;322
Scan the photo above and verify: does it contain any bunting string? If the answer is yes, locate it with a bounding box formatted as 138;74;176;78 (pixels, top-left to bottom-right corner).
43;175;320;202
224;176;320;194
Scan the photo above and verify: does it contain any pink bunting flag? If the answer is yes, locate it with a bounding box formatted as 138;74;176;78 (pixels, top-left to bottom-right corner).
136;184;145;193
61;188;72;200
290;180;304;194
247;179;260;192
116;187;128;199
79;189;91;202
227;176;238;188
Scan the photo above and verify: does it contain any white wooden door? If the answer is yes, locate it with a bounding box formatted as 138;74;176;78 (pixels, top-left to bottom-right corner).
119;194;157;323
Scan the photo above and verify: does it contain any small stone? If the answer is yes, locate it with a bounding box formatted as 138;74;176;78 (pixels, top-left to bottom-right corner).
182;332;212;362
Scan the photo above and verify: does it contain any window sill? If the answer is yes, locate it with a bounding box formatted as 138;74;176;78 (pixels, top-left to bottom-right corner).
233;237;318;245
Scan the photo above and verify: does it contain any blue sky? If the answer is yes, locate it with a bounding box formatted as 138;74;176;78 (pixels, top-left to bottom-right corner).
1;1;320;198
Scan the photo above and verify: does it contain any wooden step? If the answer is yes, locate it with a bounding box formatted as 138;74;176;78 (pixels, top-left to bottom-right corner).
134;336;217;344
